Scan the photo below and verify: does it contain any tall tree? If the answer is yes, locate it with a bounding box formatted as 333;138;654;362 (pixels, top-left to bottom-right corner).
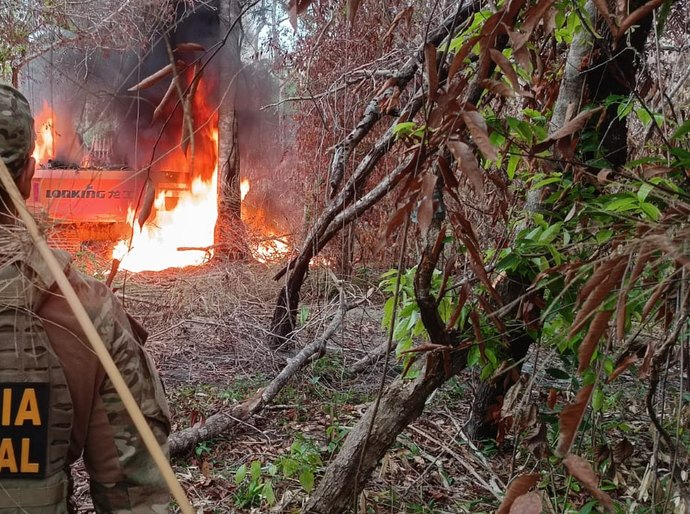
215;0;245;257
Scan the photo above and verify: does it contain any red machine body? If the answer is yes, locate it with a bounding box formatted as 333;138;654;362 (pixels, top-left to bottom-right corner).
27;168;189;244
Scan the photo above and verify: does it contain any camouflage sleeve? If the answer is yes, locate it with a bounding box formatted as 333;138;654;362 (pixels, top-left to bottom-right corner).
72;271;172;514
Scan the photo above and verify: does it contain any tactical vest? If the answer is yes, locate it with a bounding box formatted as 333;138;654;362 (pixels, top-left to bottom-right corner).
0;247;73;513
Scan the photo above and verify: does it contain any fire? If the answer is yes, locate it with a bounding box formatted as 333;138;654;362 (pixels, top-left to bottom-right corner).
114;81;219;272
256;237;289;261
239;177;290;262
32;101;54;165
240;178;249;200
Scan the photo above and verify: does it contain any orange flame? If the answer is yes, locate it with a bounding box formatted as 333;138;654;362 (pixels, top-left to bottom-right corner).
239;179;290;262
32;101;54;165
114;81;219;272
240;178;250;200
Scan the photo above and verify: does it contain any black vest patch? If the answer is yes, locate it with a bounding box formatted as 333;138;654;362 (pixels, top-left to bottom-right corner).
0;382;49;478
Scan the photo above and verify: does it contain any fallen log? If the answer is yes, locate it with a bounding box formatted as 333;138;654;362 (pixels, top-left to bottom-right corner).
168;299;362;456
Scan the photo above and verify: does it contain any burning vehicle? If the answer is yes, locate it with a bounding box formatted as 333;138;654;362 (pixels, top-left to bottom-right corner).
25;72;220;273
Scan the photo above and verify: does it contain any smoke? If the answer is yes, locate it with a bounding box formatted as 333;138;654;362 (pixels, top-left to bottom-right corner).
20;0;299;236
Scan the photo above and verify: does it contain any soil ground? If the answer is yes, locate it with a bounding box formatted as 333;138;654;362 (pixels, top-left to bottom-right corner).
68;253;689;514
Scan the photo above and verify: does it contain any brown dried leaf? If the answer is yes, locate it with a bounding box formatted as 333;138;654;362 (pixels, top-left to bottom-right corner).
556;385;593;457
469;310;486;362
612;437;634;464
524;422;549;459
383;7;414;46
462;111;498;161
548;107;603;141
201;459;212;479
425;43;439;101
418;171;437;224
519;403;539;430
607;353;637;383
448;36;481;82
578;255;626;305
597;168;613;183
382;199;415;242
510;0;557;50
547;388;558;409
509;492;542;514
615;266;629;343
137;177;155;229
497;474;540;514
563;454;614;512
571;257;627;337
578;309;613;374
128;63;175;92
638;339;655;378
641;277;670;320
447;139;484;198
457;229;502;306
642;165;674;178
437;254;457;303
437;155;459;189
480;79;517;97
105;258;121;288
446;282;470;330
489;48;520;92
615;0;664;44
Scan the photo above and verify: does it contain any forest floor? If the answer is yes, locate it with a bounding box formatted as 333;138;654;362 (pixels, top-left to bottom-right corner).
68;252;687;514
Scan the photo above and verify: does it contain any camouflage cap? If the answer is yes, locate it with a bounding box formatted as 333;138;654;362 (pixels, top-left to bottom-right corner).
0;83;35;179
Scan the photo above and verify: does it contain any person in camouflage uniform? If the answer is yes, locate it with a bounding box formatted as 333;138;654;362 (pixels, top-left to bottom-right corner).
0;83;171;513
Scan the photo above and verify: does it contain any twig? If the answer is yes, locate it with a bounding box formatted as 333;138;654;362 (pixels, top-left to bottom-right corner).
408;424;503;500
350;339;392;374
645;287;690;507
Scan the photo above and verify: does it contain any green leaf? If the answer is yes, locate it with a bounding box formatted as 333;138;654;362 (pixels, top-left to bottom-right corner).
281;458;299;477
616;99;634;120
579;500;599;514
507;154;520;179
479;364;493;380
637;182;654;202
235;464;247;485
484;346;498;365
639;201;661;221
603;196;638;213
531;176;562;189
299;469;315;492
496;252;521;272
636;108;652;126
672;119;690;140
392;121;417;137
467;345;481;367
262;480;275;504
250;460;262;481
595;230;614;244
592;387;604;412
382;297;395;328
603;357;614;376
538;222;563;244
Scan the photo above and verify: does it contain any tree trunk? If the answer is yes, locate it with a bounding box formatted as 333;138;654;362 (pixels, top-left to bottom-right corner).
303;355;467;513
464;0;656;441
215;0;246;258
